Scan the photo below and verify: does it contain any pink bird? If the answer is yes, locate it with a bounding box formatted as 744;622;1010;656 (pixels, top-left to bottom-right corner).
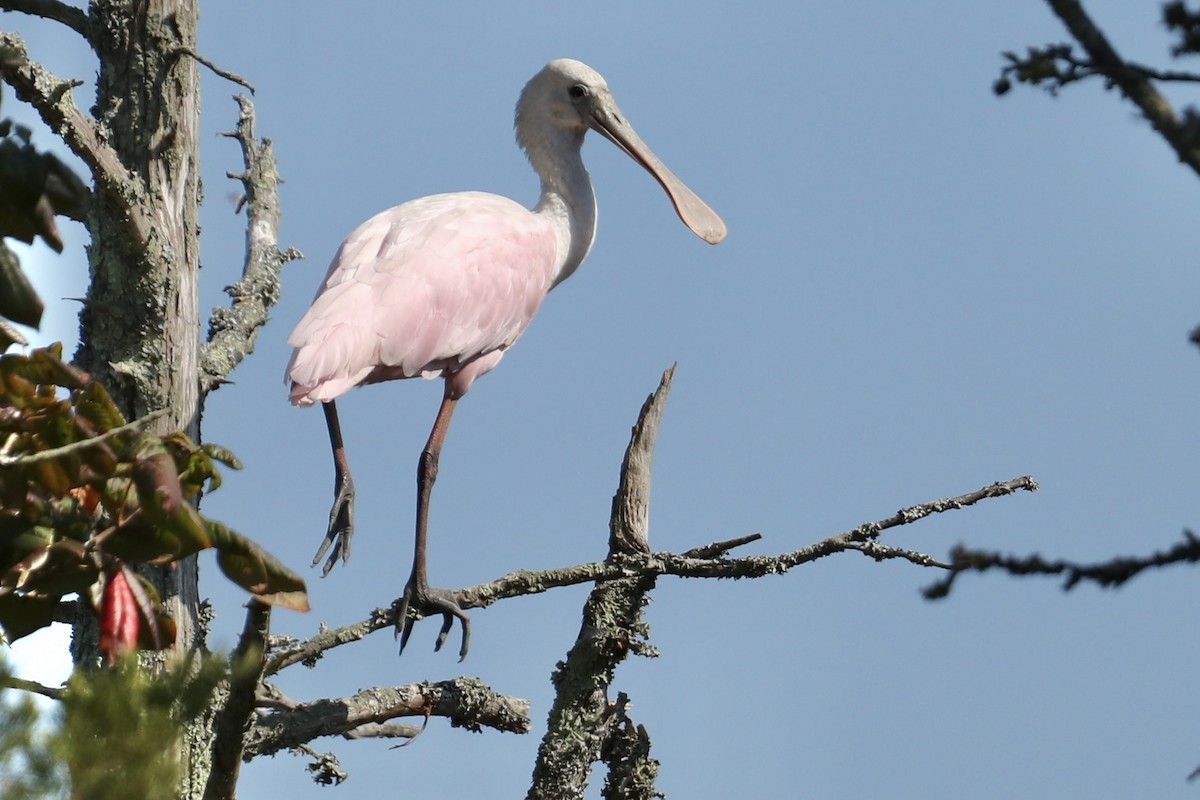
286;58;725;659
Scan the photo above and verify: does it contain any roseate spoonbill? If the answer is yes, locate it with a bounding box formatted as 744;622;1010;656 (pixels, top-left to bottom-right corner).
286;58;725;659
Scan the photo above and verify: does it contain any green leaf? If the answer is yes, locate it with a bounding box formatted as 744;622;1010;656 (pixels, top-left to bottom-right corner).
200;442;242;471
0;344;84;390
208;520;309;611
74;381;126;433
0;241;40;329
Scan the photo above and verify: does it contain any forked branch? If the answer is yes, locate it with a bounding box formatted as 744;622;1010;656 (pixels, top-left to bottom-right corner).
995;0;1200;178
201;94;301;393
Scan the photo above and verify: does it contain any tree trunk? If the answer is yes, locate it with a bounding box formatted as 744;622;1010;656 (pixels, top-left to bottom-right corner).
69;0;207;794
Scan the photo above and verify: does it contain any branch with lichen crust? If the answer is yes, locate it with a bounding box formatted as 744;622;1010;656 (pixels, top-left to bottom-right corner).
265;475;1036;676
0;32;152;246
242;677;531;758
600;693;659;800
923;528;1200;599
201;94;301;394
527;366;674;800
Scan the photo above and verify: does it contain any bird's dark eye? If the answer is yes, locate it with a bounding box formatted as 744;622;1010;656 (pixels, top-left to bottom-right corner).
568;84;589;101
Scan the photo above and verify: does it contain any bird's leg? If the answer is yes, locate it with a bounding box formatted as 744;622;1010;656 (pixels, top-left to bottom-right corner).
395;390;472;660
312;399;356;576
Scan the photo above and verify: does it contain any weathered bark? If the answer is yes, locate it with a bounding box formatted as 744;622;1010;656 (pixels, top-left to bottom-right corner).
69;0;208;794
71;0;203;644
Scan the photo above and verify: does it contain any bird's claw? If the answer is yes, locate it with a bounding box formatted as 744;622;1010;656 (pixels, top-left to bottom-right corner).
311;474;355;576
394;584;471;661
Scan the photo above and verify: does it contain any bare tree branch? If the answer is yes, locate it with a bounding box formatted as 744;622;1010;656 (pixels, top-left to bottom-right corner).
996;1;1200;179
243;677;531;758
265;475;1036;675
200;94;300;394
923;529;1200;599
0;674;63;700
172;46;254;94
0;0;91;40
528;367;674;800
0;32;154;247
204;600;271;800
609;365;674;554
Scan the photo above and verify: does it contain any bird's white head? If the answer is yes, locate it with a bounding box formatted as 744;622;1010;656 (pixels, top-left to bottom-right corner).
516;59;610;140
515;59;726;245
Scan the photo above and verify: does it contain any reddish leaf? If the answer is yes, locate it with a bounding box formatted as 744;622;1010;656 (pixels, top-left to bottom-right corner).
99;567;139;666
69;484;101;514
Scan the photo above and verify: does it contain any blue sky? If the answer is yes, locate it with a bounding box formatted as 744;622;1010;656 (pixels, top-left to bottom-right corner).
8;1;1200;797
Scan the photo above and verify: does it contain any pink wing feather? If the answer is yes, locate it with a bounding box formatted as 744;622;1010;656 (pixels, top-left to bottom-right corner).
286;192;559;406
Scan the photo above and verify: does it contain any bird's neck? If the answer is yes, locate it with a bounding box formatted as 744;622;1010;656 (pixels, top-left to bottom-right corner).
528;129;598;289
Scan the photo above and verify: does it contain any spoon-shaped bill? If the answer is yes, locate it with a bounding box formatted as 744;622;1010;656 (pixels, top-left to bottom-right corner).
588;103;727;245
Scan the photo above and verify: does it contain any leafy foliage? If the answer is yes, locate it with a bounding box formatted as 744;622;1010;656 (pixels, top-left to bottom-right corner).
0;90;89;351
50;653;225;800
1163;2;1200;57
0;345;308;652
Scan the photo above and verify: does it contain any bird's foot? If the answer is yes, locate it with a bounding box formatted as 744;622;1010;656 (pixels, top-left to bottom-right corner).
311;473;355;576
394;581;471;661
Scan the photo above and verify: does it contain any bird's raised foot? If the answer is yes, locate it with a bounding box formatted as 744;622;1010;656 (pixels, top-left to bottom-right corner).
311;473;355;576
394;583;471;661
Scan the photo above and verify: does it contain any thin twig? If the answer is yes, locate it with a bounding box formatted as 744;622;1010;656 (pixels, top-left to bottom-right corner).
173;46;254;93
924;528;1200;598
681;533;763;559
0;407;167;467
0;674;63;700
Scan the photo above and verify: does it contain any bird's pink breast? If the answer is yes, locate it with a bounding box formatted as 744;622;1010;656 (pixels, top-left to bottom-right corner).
286;192;559;405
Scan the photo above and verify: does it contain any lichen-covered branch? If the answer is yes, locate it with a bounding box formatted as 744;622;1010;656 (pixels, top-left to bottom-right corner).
526;368;673;800
0;32;152;246
923;528;1200;599
242;677;531;758
600;694;659;800
265;475;1036;675
200;94;300;394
